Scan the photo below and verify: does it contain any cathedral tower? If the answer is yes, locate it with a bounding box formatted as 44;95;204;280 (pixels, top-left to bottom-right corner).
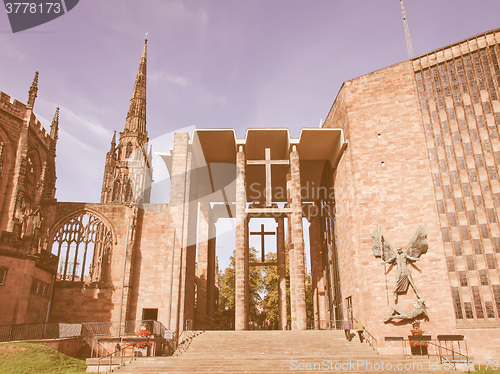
101;36;152;204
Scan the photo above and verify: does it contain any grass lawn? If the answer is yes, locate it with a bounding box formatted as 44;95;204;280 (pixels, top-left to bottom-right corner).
474;366;500;374
0;342;87;374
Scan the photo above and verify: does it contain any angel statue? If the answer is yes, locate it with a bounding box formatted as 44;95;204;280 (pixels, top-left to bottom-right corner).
371;226;428;304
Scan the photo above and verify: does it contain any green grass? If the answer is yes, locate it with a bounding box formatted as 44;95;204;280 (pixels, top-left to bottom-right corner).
0;342;87;374
474;366;500;374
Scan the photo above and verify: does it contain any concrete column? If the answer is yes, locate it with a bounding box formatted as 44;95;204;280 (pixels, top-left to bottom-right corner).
178;150;197;332
286;173;297;329
167;132;190;333
290;146;307;330
207;218;217;321
276;216;288;330
195;200;210;328
309;209;327;329
235;146;248;330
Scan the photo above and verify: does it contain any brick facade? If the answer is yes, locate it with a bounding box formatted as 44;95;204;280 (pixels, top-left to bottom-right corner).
323;29;500;360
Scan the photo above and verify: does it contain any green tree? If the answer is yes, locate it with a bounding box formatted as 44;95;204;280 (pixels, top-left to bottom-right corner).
215;247;264;329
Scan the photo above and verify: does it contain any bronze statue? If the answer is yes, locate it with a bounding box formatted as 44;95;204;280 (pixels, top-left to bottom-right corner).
371;226;428;304
383;298;429;323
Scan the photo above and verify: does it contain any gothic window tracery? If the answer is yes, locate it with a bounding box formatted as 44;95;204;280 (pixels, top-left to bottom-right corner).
24;152;39;204
112;179;122;202
125;142;133;159
51;212;113;282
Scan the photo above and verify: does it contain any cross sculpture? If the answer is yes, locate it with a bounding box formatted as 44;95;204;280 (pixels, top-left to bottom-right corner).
250;223;275;263
247;148;289;207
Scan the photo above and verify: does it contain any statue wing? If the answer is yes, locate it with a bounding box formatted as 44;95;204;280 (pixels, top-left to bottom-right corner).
371;228;395;262
406;226;428;259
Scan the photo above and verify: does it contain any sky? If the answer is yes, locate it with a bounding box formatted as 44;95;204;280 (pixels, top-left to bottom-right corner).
1;0;499;269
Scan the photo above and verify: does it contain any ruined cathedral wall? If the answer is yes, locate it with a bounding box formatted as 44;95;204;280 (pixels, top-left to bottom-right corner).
0;94;54;232
324;61;456;349
47;202;134;323
128;203;174;325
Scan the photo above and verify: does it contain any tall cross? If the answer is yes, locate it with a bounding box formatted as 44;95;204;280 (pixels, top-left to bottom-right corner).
250;223;275;263
247;148;289;207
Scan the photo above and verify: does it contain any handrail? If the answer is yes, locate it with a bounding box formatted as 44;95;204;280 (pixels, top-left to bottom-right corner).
352;317;378;349
97;342;135;374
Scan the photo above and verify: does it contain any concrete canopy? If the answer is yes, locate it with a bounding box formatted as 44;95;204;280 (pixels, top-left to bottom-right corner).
160;128;346;204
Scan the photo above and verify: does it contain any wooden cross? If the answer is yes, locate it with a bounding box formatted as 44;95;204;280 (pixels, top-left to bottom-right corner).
250;223;275;263
247;148;289;207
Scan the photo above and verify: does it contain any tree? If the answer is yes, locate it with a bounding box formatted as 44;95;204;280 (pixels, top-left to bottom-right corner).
215;247;264;329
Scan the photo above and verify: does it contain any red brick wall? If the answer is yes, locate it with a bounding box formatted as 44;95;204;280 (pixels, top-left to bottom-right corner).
323;60;458;349
0;255;52;324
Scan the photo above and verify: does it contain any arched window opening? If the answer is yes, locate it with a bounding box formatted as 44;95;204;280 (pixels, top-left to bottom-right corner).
25;153;39;203
125;180;133;202
51;212;113;282
125;142;133;159
112;179;122;202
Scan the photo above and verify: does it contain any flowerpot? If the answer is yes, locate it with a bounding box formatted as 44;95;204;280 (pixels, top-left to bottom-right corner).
411;345;428;355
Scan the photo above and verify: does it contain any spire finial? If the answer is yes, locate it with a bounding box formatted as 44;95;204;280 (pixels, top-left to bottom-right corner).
145;32;148;41
50;107;59;140
27;71;39;109
111;131;116;150
124;38;147;137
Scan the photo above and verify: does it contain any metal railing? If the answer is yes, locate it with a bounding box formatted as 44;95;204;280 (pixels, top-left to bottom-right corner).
352;317;378;349
0;320;172;344
384;335;470;373
96;342;134;374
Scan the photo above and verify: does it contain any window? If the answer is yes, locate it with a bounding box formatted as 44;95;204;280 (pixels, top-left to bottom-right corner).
464;302;474;319
459;271;468;286
472;286;484;318
486;254;496;269
447;256;455;272
0;266;8;286
479;270;489;285
452;287;463;319
485;301;495;318
51;212;113;282
466;255;475;270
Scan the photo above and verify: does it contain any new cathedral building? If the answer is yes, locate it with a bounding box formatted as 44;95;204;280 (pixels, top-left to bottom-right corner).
1;29;500;360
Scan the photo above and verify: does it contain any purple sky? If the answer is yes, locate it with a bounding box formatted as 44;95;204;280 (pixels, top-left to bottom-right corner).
1;1;499;269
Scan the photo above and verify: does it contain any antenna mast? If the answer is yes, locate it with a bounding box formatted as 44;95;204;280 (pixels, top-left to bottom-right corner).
399;0;414;59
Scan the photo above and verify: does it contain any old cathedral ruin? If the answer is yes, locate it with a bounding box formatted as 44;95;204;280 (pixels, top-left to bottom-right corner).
1;29;500;360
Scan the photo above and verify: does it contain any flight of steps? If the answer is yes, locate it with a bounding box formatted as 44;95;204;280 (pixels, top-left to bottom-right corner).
114;330;463;373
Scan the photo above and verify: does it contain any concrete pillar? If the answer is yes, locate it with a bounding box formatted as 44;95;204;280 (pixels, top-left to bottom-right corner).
167;132;190;333
207;218;217;321
235;146;248;330
276;216;288;330
286;173;297;329
195;200;210;328
309;209;327;329
289;146;307;330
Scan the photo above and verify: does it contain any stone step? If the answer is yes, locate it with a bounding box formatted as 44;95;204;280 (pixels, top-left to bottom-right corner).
106;331;466;374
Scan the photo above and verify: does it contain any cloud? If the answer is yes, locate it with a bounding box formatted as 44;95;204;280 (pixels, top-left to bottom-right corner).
149;70;190;88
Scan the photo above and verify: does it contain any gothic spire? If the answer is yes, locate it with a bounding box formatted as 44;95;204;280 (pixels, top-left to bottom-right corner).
110;131;116;152
50;107;59;141
124;35;147;137
27;71;39;109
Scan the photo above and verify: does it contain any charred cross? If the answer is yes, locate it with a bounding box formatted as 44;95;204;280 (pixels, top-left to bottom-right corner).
250;223;275;263
247;148;289;207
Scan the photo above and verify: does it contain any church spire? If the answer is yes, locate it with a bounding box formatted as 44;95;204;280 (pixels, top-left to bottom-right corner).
123;35;147;138
50;107;59;141
110;131;116;152
27;71;39;109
